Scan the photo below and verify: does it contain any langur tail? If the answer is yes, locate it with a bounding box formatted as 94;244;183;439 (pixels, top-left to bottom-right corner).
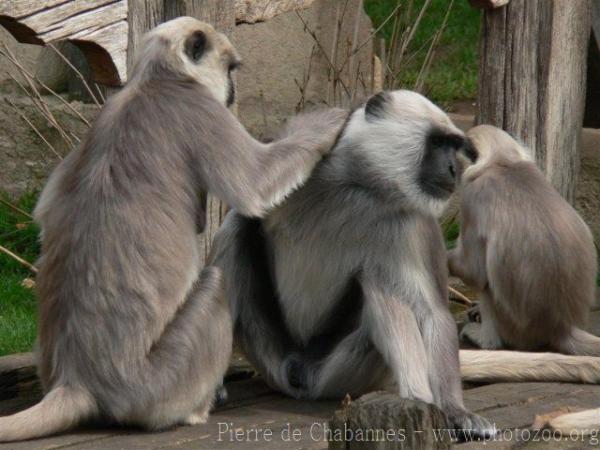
459;349;600;384
0;385;95;442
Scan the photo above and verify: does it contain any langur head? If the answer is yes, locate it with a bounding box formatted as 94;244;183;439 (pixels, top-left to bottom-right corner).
130;17;241;106
464;125;534;180
340;90;473;217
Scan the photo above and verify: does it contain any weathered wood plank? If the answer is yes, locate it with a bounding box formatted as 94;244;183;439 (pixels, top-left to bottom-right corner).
235;0;318;24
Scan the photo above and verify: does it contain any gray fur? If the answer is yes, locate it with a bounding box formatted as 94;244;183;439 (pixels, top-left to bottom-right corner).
210;90;495;439
449;125;599;355
0;17;346;442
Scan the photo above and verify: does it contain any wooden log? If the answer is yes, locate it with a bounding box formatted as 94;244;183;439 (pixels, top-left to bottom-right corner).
477;0;592;202
328;392;452;450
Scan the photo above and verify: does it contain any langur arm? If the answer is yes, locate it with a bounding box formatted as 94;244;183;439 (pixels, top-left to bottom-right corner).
448;203;488;289
359;270;435;403
207;213;297;394
200;104;348;217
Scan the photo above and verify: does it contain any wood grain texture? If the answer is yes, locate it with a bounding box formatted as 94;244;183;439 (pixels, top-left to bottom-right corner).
235;0;318;24
0;0;128;86
477;0;592;202
329;392;452;450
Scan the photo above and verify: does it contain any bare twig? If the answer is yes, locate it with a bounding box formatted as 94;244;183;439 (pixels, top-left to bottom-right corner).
0;198;33;219
0;47;75;147
449;286;473;306
5;70;72;147
0;46;90;127
94;83;106;103
295;11;351;99
295;45;316;111
414;0;455;92
348;0;364;102
48;43;101;108
394;0;432;71
5;98;63;159
344;2;402;70
0;245;38;274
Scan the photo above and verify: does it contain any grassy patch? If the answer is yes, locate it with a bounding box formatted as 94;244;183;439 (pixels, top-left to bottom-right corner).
0;192;39;356
442;218;460;249
364;0;481;103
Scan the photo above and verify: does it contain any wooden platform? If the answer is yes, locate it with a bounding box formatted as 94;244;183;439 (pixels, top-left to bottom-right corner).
1;379;599;449
1;309;599;449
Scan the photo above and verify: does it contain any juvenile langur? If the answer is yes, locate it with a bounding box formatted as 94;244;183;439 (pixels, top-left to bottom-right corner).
0;17;346;442
448;125;600;356
210;90;496;439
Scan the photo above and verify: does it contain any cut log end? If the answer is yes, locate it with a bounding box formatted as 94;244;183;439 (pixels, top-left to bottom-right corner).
328;392;452;450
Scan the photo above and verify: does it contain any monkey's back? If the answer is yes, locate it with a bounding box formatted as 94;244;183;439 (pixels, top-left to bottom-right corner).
32;85;202;408
464;160;596;345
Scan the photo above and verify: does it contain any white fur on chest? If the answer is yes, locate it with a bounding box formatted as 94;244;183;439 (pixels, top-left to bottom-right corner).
268;227;357;344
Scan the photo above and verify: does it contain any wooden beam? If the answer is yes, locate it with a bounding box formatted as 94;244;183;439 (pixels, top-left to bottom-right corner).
0;0;127;86
477;0;592;202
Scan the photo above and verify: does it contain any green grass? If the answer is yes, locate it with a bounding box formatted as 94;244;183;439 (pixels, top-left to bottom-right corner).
0;192;39;356
364;0;481;103
442;218;460;249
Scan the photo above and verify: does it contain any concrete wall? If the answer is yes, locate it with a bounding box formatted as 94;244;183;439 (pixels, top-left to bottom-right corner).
233;0;373;137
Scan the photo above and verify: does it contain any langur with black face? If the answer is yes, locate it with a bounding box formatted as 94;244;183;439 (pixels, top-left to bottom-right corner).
0;17;347;442
210;90;496;439
449;125;599;356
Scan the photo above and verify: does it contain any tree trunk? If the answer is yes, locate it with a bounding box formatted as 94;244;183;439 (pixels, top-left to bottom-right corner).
127;0;234;265
477;0;591;202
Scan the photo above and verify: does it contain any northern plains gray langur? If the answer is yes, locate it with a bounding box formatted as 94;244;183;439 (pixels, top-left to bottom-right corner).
210;90;496;439
449;125;600;356
0;17;347;442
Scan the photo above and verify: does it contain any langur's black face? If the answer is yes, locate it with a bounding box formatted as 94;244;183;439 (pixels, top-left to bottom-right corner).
419;129;467;199
226;60;240;107
226;66;236;107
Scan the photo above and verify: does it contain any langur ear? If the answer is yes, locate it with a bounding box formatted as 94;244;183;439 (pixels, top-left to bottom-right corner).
461;137;478;163
365;91;392;121
185;30;209;62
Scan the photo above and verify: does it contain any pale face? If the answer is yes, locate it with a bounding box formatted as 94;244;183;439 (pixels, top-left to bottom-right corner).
145;17;241;106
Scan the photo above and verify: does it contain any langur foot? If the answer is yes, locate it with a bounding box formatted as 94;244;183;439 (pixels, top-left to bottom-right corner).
280;353;312;399
183;404;210;426
459;322;483;348
214;384;228;406
467;303;481;323
447;408;497;441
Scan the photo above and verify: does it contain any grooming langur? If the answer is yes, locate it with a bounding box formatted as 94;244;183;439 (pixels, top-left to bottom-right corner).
0;18;346;442
210;90;496;438
449;125;600;356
